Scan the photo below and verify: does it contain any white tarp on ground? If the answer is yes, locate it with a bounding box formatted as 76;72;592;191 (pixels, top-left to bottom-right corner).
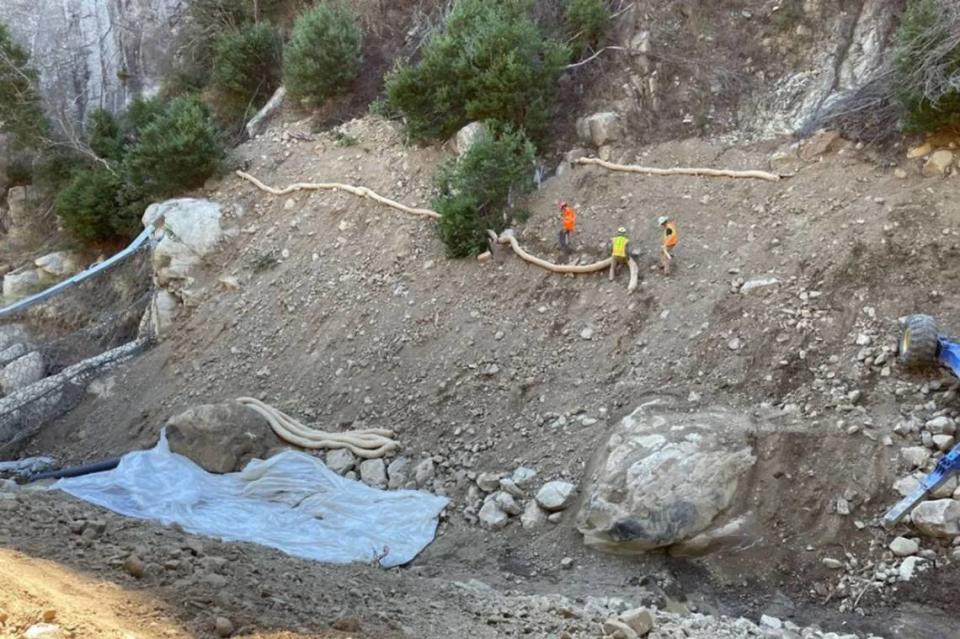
55;433;448;567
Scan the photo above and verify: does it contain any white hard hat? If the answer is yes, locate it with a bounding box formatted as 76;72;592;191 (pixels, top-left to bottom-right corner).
617;226;627;234
657;215;669;226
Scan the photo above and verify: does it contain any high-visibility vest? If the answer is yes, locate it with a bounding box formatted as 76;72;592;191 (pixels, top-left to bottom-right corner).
561;207;576;232
663;222;678;248
612;235;628;257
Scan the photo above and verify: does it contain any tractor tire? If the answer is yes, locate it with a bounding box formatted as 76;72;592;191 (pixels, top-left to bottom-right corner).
897;314;940;367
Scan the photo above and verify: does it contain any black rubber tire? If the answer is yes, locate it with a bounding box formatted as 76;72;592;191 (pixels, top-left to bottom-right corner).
898;314;940;367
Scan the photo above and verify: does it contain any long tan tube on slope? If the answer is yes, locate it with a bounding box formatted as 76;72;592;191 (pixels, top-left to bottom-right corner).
235;170;441;220
574;157;782;182
237;397;401;458
236;171;638;290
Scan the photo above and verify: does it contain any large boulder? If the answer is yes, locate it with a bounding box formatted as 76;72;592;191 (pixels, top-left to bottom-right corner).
165;402;282;473
576;112;621;147
911;499;960;538
577;402;757;554
1;351;45;394
2;267;40;299
142;199;225;287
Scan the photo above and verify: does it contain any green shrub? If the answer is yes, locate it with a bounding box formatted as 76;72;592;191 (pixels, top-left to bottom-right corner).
894;0;960;133
433;124;536;257
283;2;362;104
88;109;125;161
384;0;569;144
123;95;224;196
211;22;283;122
54;167;126;242
0;21;45;148
565;0;610;58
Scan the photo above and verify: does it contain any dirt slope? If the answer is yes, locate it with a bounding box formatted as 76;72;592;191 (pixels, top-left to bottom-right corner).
12;113;960;638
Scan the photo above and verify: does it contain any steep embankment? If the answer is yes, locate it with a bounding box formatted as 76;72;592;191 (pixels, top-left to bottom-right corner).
16;111;960;636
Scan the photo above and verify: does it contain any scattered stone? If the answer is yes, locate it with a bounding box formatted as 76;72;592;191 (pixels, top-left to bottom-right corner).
855;333;872;346
454;121;488;156
123;555;145;579
498;477;525;499
414;458;435;487
822;558;843;569
477;472;504;492
894;168;908;179
218;275;240;290
922;150;954;177
727;337;742;351
760;615;783;630
911;499;960;538
925;416;955;435
739;276;780;294
580;327;595;340
511;467;538;487
560;557;574;570
899;556;924;582
495;491;522;516
536;481;576;512
23;623;64;639
41;610;56;623
890;536;919;557
325;448;356;475
619;608;654;636
387;457;411;489
900;446;932;469
2;267;40;299
521;500;547;530
214;616;234;638
359;458;387;489
477;251;492;264
34;251;80;278
602;618;640;639
478;500;509;529
799;129;840;161
933;434;956;452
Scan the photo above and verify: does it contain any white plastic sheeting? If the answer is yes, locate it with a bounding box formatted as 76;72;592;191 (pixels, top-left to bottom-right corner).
56;433;448;567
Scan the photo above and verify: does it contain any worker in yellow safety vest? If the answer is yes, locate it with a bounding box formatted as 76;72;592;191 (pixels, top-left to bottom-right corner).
658;215;678;275
608;227;630;281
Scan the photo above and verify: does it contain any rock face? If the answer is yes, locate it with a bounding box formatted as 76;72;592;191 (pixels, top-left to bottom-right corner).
0;0;183;125
577;402;757;553
143;199;226;288
165;402;281;474
576;112;621;147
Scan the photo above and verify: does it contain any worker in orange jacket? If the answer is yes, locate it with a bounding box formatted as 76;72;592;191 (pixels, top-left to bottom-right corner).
558;201;576;252
658;215;678;274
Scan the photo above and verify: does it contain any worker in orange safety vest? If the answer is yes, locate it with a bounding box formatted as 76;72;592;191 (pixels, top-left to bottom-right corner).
558;201;576;252
658;215;678;274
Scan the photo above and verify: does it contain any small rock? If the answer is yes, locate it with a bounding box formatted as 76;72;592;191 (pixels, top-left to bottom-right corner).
123;555;145;579
387;457;411;490
478;500;509;529
414;458;435;487
835;498;850;515
933;434;956;452
894;168;908;179
602;618;640;639
214;617;234;638
926;416;956;435
580;327;594;340
498;477;525;498
23;624;64;639
41;610;56;623
899;556;925;581
922;150;954;177
560;557;574;570
476;472;503;492
521;500;547;530
727;337;742;351
822;558;843;569
511;467;538;487
325;448;356;475
911;499;960;538
739;276;780;294
619;608;654;636
890;536;919;557
477;251;492;264
535;481;576;512
359;458;387;488
760;615;783;630
855;333;872;346
907;142;932;159
901;446;932;469
494;491;522;516
201;573;228;589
